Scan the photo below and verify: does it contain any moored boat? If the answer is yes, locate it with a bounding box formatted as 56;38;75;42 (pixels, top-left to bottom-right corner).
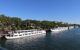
51;27;68;32
5;29;46;39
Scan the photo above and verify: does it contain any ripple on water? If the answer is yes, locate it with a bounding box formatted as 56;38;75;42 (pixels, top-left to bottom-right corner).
1;28;80;50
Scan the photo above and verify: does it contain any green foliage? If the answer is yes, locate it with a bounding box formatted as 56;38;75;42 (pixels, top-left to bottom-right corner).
0;14;73;30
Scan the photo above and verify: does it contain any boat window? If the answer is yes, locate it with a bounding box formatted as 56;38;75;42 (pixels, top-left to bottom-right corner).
19;35;22;36
18;32;20;33
10;35;13;37
25;31;32;32
25;34;27;35
7;34;10;36
14;35;18;36
14;31;17;33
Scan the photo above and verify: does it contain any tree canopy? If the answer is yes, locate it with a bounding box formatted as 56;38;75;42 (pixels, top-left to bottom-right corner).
0;14;75;31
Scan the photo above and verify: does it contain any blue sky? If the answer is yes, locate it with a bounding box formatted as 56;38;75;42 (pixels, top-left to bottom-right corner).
0;0;80;24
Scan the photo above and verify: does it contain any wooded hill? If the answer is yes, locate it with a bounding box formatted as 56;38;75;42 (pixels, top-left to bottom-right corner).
0;14;73;31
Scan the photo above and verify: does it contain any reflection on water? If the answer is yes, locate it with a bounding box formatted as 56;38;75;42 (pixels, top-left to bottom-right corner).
1;34;46;50
0;28;80;50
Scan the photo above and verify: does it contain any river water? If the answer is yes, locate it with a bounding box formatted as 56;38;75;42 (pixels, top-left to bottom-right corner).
0;28;80;50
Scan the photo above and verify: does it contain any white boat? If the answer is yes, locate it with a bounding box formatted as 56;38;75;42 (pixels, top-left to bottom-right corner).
51;27;68;32
5;30;46;39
